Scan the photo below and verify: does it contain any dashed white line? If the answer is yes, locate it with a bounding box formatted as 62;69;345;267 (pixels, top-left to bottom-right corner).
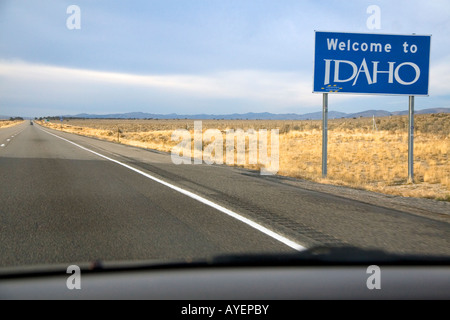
39;127;306;252
0;144;5;147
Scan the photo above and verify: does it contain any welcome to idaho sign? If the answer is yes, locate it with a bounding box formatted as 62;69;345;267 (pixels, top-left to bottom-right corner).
313;31;431;96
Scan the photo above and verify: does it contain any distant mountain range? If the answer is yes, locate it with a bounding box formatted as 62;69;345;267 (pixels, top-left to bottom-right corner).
66;108;450;120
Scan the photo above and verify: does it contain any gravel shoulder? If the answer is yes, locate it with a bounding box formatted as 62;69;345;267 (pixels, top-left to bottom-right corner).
275;175;450;223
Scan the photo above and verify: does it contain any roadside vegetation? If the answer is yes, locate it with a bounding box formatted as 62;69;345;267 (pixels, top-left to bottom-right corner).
39;113;450;201
0;119;24;129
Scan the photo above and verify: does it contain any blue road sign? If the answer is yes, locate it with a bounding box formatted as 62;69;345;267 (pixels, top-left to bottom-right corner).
313;31;431;95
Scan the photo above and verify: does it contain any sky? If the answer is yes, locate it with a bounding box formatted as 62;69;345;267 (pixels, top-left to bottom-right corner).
0;0;449;118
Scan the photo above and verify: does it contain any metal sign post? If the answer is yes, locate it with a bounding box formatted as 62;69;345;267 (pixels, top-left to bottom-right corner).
322;93;328;178
408;96;414;183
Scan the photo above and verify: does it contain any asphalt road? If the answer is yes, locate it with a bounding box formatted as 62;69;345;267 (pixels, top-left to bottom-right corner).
0;122;449;268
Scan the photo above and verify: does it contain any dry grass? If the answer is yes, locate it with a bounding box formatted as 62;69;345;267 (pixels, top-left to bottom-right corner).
39;114;450;201
0;120;24;129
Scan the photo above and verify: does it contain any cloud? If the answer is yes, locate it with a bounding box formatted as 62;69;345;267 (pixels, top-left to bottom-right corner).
0;59;324;114
430;56;450;96
2;54;448;117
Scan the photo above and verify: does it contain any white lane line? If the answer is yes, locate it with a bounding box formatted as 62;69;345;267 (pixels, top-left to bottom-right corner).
6;139;10;142
0;144;5;147
40;128;306;252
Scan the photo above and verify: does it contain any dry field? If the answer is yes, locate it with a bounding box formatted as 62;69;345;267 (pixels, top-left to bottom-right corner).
0;120;24;129
39;113;450;201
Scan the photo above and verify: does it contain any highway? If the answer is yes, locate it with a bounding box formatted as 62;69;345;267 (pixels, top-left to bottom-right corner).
1;122;449;268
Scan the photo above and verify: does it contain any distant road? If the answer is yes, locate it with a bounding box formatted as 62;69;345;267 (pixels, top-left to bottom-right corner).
0;122;449;268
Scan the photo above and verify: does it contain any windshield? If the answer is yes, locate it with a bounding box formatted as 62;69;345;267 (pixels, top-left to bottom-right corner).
0;0;449;277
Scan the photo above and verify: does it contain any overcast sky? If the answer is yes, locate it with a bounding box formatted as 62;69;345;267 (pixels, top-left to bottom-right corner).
1;0;449;117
